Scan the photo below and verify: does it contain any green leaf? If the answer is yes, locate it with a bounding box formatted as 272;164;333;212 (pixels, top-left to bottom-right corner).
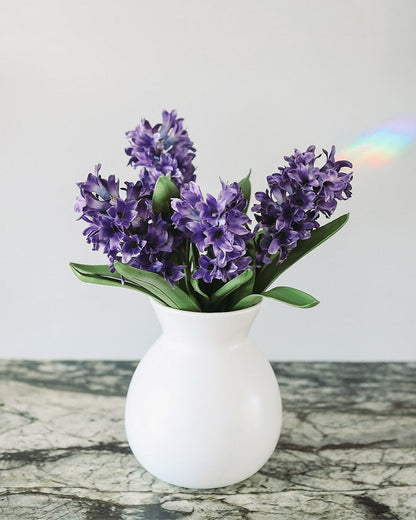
114;261;201;312
70;263;118;277
152;175;180;215
70;263;125;289
69;262;165;302
190;277;209;304
262;286;319;308
228;265;255;308
209;269;254;307
238;169;252;213
254;213;350;293
232;294;263;311
253;251;280;294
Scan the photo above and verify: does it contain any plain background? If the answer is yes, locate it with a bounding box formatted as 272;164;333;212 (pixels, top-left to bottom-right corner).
1;0;415;360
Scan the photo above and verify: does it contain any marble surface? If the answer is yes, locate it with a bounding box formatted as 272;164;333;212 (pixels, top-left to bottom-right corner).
1;360;415;520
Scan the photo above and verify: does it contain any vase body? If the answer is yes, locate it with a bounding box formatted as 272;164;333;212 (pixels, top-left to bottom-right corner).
125;299;282;489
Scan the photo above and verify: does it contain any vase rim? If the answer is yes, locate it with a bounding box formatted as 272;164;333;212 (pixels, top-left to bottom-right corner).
150;297;263;317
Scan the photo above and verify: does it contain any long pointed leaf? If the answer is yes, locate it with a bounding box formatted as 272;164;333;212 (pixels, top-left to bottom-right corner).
190;277;209;303
262;286;319;308
232;294;263;311
69;262;165;302
253;251;280;294
228;266;255;308
209;269;253;307
70;263;119;277
254;213;350;293
114;261;201;312
152;175;180;215
238;169;252;213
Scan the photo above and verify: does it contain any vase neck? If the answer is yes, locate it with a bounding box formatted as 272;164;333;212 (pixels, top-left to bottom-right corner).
151;300;262;348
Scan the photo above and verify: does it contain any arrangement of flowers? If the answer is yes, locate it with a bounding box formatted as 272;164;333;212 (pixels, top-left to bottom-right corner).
71;110;353;312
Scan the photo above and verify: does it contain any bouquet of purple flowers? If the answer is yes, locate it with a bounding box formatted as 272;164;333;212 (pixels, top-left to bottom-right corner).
71;110;353;312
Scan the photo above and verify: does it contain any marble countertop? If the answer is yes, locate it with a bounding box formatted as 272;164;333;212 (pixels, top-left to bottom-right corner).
1;360;415;519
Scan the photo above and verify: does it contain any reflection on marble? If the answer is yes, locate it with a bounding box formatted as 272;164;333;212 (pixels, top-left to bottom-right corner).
1;360;415;519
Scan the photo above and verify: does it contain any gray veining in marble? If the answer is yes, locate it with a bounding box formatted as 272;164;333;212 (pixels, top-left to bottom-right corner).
1;360;415;519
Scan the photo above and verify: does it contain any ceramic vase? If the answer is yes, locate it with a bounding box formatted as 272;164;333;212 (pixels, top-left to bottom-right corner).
125;299;282;489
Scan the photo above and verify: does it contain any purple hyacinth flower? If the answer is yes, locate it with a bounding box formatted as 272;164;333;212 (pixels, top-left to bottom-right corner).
76;164;120;215
204;226;234;255
172;180;253;282
253;145;353;266
289;190;316;212
218;179;247;212
144;214;174;253
125;109;196;190
96;216;124;252
163;261;186;285
200;195;226;226
121;235;145;263
193;255;217;283
75;152;188;284
82;165;119;201
107;199;138;228
74;195;86;213
226;209;251;235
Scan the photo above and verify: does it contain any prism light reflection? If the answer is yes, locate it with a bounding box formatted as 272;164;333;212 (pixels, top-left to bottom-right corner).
339;118;416;167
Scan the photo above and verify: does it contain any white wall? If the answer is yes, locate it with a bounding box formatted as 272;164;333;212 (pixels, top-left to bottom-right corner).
1;0;415;360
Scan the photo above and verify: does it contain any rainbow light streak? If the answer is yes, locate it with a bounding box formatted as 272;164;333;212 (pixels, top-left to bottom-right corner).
339;118;416;167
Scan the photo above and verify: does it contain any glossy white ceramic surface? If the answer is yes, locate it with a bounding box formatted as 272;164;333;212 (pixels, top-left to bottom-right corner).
125;300;282;489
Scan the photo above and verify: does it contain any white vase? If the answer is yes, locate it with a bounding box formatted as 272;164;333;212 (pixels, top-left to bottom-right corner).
125;298;282;489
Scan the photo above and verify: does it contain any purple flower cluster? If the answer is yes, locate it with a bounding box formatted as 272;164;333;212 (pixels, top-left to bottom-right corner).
75;107;353;295
125;109;196;191
253;146;353;265
171;181;252;283
75;164;185;284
